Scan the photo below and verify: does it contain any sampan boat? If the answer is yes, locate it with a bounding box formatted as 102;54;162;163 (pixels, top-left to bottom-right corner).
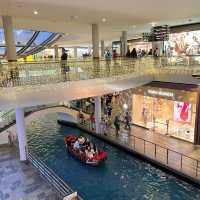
64;135;107;166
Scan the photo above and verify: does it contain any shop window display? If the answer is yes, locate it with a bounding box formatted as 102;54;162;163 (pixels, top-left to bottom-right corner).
164;30;200;65
132;93;196;143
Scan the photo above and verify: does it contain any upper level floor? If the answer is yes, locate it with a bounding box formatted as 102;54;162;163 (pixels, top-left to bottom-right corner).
0;56;200;109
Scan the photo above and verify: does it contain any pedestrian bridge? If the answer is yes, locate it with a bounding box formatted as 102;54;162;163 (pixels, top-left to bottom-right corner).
0;57;200;109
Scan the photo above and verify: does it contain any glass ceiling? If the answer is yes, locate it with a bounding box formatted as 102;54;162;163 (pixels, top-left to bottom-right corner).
0;28;61;56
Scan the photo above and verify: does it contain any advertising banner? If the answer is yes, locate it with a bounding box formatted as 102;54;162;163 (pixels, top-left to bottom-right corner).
174;101;192;123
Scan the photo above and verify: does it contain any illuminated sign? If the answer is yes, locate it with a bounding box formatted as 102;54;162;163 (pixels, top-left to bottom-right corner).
147;89;174;98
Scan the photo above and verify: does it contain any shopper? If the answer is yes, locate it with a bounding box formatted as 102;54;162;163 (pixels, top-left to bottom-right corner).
90;113;95;130
153;48;159;57
112;49;118;65
61;49;69;80
130;48;137;58
102;114;109;135
114;114;120;136
105;50;112;75
126;49;131;57
124;111;131;130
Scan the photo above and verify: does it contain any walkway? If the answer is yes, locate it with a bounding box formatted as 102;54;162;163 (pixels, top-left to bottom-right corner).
0;145;56;200
91;123;200;182
112;125;200;161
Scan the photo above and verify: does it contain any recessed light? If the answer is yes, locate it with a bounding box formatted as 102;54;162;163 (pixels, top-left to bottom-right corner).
150;22;156;27
102;18;106;22
33;10;38;15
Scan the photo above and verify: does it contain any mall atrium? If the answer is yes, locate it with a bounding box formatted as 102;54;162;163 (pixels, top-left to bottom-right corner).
1;0;200;200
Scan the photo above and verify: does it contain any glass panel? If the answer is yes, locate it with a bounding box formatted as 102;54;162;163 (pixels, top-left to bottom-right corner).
22;46;39;55
0;47;5;55
31;32;53;47
0;28;5;46
16;47;23;52
22;32;54;55
14;29;35;46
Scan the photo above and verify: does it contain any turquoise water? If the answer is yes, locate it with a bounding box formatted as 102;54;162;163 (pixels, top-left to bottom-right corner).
26;112;200;200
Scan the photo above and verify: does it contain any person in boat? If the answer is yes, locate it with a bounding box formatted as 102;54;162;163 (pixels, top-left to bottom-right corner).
73;139;80;150
93;143;98;155
82;138;90;149
78;136;85;145
85;146;94;160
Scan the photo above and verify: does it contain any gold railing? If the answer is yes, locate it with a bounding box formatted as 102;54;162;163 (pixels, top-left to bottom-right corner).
0;58;155;87
1;56;200;88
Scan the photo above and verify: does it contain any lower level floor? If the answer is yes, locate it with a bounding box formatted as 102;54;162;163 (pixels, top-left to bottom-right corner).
0;145;56;200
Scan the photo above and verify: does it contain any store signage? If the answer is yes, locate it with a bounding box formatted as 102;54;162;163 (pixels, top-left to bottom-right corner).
147;89;174;98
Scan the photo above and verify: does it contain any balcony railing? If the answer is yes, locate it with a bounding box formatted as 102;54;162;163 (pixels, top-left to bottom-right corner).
0;56;200;88
0;58;155;87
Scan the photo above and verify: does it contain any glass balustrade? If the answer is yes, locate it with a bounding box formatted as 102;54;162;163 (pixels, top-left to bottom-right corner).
0;56;200;88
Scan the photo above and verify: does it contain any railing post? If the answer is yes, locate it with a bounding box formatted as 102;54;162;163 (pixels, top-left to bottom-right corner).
144;140;145;154
196;160;199;177
180;155;183;170
155;144;156;158
166;149;169;165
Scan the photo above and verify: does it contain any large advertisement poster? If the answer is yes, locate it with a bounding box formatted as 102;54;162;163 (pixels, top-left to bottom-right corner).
174;101;192;123
165;30;200;56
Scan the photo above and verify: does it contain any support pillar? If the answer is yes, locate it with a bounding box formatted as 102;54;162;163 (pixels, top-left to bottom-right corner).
101;40;105;58
16;107;27;161
2;16;17;62
54;45;59;60
95;96;101;133
92;24;99;59
121;31;127;57
74;47;78;58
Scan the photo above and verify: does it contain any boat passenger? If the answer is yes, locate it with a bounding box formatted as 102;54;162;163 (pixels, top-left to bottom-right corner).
85;146;93;159
88;151;94;159
73;139;80;150
83;138;90;148
78;136;85;145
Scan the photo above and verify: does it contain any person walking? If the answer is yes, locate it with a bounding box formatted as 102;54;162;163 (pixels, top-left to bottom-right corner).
124;111;131;130
61;49;68;81
105;50;112;75
112;49;118;65
114;114;120;136
130;48;137;58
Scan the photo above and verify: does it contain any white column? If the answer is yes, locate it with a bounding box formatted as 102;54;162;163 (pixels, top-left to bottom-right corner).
95;96;101;133
92;24;99;59
101;40;105;58
16;107;27;161
54;45;59;59
2;16;17;61
121;31;127;57
74;47;78;58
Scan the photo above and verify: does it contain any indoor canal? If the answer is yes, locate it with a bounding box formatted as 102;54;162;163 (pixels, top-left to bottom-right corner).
26;112;200;200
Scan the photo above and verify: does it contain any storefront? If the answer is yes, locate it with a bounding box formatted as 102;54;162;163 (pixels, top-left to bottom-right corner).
131;83;198;143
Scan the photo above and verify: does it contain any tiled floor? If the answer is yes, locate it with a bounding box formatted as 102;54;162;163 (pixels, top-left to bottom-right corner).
0;145;57;200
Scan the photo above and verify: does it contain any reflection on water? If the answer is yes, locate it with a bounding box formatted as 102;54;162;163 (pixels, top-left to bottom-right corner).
26;112;200;200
